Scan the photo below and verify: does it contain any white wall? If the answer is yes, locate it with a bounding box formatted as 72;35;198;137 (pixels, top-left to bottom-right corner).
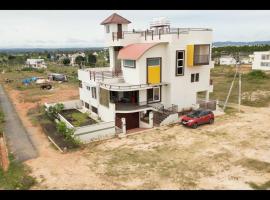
252;52;270;71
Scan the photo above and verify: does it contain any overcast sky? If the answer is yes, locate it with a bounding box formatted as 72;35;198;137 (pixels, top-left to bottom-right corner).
0;10;270;48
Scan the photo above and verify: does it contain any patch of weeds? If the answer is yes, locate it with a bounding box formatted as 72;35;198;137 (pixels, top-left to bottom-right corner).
0;154;37;190
249;180;270;190
235;158;270;173
71;112;89;127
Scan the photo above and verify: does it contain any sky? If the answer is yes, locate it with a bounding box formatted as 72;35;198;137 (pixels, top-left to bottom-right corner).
0;10;270;48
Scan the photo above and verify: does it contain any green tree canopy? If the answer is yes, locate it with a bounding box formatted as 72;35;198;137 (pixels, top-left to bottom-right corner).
62;58;71;66
87;54;97;66
75;56;85;65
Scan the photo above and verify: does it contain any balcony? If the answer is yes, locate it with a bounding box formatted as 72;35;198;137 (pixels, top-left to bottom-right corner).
115;102;151;112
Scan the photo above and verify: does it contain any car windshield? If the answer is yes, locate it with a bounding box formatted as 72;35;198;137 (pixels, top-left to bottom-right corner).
187;110;202;118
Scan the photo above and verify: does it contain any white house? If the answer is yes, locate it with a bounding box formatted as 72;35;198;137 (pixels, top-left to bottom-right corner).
78;13;214;130
219;55;236;66
25;59;47;69
251;51;270;71
69;52;86;66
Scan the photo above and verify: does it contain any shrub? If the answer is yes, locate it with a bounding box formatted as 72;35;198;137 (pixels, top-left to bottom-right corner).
56;121;81;145
46;103;64;120
246;70;268;79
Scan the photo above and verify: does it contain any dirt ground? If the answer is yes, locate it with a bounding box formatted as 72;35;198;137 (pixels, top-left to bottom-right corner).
3;83;270;190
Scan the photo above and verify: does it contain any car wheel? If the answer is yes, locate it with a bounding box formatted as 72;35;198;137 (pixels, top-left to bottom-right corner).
192;123;198;129
209;119;214;124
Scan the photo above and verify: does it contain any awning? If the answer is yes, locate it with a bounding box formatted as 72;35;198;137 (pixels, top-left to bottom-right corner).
118;42;167;60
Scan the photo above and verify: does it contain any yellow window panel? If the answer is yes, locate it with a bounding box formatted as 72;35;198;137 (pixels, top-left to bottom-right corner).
148;65;160;84
187;44;194;67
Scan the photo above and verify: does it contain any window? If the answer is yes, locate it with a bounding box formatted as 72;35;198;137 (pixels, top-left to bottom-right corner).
191;73;199;82
261;62;270;67
261;54;270;60
91;87;97;99
91;106;98;114
86;86;91;91
176;50;185;76
84;102;90;109
123;60;136;68
147;87;160;103
106;25;110;33
147;58;160;66
79;80;82;88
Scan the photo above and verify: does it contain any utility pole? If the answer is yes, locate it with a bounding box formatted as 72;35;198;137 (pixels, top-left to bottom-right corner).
223;52;241;111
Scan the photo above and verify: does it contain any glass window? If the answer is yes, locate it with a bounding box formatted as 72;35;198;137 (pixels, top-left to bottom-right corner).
147;87;160;103
85;102;90;109
91;106;98;114
147;58;160;66
86;86;91;91
106;25;110;33
176;50;184;76
91;87;97;99
195;73;199;82
123;60;136;68
191;74;195;82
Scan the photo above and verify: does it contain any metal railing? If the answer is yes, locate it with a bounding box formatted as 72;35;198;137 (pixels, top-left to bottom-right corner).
112;28;212;41
197;99;217;111
194;55;210;65
89;70;122;81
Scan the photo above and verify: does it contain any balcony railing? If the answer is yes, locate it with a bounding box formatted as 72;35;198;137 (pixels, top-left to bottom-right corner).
114;101;150;111
112;28;212;41
89;70;122;81
194;55;210;65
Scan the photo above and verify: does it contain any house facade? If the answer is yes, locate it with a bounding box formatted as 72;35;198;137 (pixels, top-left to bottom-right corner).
251;51;270;71
219;55;237;66
78;13;214;130
26;59;47;69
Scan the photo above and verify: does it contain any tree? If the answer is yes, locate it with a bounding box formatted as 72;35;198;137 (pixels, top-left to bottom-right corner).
75;56;85;65
87;54;97;66
62;58;71;66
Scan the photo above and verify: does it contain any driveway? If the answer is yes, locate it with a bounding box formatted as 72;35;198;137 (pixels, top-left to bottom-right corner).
0;85;38;162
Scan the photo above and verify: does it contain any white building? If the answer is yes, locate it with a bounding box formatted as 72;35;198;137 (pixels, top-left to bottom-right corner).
69;52;86;66
251;51;270;71
219;55;236;66
25;59;47;69
78;13;214;130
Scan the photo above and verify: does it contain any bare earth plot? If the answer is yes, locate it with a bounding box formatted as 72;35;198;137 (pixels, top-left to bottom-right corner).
25;105;270;190
3;80;270;190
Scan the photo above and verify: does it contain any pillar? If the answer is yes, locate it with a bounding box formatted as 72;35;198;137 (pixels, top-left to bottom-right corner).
205;90;210;102
121;117;126;135
149;112;154;128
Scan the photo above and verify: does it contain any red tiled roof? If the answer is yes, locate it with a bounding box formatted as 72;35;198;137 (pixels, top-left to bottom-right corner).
118;43;166;60
100;13;131;25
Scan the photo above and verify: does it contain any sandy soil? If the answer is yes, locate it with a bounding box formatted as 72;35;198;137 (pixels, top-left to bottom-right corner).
4;84;270;190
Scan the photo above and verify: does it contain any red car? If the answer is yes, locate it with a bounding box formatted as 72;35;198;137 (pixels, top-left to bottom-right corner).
181;109;214;128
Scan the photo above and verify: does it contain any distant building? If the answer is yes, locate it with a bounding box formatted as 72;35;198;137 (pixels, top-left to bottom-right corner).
240;56;252;65
219;55;236;66
251;51;270;71
69;52;86;66
25;59;47;69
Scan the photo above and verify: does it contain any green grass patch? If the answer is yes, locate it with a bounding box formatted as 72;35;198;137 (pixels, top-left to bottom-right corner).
210;66;270;107
0;155;36;190
71;112;89;127
235;158;270;173
249;180;270;190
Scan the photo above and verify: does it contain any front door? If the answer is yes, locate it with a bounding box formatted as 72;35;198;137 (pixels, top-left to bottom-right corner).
147;58;161;84
117;24;122;39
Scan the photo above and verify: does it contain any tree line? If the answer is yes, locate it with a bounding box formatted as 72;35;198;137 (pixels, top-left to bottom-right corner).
212;45;270;58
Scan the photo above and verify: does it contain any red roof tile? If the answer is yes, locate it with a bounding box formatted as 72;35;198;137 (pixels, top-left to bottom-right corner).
118;43;166;60
100;13;131;25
